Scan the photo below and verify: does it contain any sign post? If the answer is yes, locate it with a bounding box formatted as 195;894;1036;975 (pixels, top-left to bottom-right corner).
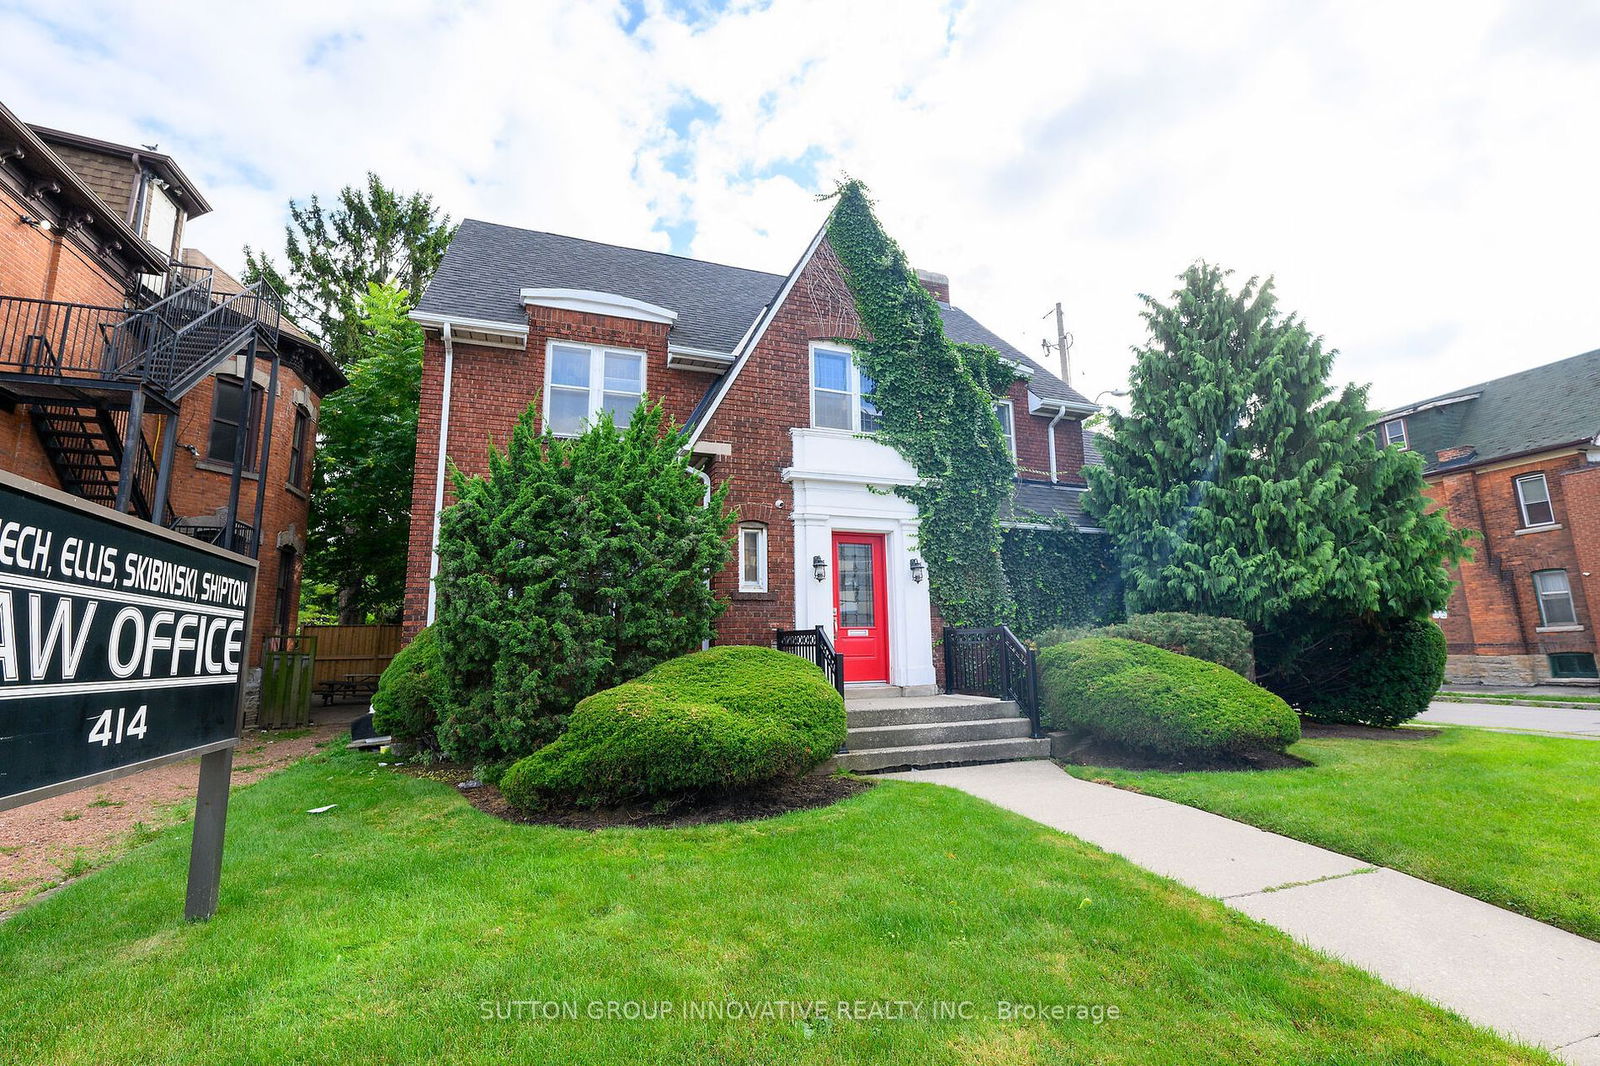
0;471;255;921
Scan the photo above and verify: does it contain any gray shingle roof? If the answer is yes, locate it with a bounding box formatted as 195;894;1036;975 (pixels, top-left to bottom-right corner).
1002;479;1093;527
938;303;1093;407
416;220;784;354
1378;348;1600;472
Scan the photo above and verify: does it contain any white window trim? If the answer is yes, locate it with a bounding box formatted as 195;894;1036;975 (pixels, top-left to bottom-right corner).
1514;473;1556;529
1533;569;1578;628
1382;419;1408;449
809;342;876;433
738;523;768;593
541;339;647;438
994;398;1016;459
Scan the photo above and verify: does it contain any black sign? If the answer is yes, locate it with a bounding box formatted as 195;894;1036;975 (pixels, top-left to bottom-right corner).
0;473;255;808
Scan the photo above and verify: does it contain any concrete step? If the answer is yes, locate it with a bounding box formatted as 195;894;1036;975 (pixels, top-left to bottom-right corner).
847;717;1034;750
847;697;1018;728
844;684;939;700
827;736;1052;774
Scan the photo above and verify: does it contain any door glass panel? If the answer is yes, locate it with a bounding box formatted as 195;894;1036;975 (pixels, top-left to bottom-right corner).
837;542;875;627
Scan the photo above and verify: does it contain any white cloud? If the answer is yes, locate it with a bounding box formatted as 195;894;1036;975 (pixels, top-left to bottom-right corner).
2;0;1597;409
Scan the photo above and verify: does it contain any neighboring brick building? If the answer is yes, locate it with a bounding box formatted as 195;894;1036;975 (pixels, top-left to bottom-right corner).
404;212;1100;690
0;100;345;663
1376;349;1600;685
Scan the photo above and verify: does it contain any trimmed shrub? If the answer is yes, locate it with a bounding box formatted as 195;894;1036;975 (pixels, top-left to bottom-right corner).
1267;617;1446;727
1039;637;1299;757
501;646;846;809
371;627;445;749
1036;612;1255;679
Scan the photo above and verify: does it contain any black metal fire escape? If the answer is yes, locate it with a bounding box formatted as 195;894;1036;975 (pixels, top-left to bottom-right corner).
0;264;282;552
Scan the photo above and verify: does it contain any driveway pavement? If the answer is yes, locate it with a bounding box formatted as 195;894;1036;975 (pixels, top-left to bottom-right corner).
887;760;1600;1064
1420;702;1600;738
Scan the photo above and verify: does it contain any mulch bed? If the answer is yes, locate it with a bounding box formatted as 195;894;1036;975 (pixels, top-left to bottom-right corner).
1054;716;1440;773
398;761;874;830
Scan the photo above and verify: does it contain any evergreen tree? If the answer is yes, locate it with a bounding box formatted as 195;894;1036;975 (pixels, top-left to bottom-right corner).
432;402;734;765
1086;262;1468;640
244;173;454;365
302;282;422;624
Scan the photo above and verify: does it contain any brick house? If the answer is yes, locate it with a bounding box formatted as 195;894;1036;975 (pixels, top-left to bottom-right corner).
404;209;1100;691
1376;348;1600;686
0;100;345;662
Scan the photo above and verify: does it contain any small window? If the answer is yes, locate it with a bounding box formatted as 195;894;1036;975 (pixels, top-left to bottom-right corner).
544;341;645;437
1515;473;1555;528
810;344;877;433
738;524;767;593
273;547;296;634
1533;569;1578;627
994;399;1016;459
1381;419;1408;449
1549;652;1599;679
286;407;310;489
207;377;263;469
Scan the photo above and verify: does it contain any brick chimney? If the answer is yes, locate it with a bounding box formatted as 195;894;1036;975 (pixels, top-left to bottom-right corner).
915;268;950;304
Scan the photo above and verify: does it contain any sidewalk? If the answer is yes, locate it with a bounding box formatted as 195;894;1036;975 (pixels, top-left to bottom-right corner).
1420;702;1600;738
886;760;1600;1064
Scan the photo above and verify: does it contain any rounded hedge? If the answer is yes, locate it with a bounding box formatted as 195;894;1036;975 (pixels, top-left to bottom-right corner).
1036;612;1255;679
371;626;446;749
1292;618;1446;728
500;645;846;809
1039;637;1299;757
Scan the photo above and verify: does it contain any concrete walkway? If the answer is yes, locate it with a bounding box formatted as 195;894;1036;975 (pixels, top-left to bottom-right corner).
1420;701;1600;738
886;760;1600;1064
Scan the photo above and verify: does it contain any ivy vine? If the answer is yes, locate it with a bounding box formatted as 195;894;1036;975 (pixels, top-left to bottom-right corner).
824;179;1018;627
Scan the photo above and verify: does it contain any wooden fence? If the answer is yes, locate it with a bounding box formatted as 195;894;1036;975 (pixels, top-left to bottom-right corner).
301;624;405;686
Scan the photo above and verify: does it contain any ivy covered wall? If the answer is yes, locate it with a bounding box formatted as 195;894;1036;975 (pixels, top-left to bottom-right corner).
1001;523;1123;639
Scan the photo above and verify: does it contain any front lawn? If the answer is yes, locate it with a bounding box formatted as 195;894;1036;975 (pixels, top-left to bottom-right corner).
0;747;1550;1064
1065;727;1600;941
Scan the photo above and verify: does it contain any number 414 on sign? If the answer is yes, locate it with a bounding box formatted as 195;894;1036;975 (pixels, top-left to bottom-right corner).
88;705;148;746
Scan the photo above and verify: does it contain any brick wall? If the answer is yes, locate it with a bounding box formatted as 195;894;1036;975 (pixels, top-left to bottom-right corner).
0;184;129;306
1427;450;1600;683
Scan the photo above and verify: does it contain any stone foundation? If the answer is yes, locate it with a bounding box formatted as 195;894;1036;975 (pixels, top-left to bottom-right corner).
1444;654;1541;687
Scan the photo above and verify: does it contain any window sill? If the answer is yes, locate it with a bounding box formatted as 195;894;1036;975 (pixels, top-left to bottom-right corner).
1536;624;1585;633
733;590;776;601
286;483;308;501
1514;523;1562;536
196;458;259;481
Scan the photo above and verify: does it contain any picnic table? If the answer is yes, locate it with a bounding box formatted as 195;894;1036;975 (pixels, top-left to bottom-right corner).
316;672;381;705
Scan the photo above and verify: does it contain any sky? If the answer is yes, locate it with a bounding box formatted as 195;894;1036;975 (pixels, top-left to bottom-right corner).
3;0;1598;410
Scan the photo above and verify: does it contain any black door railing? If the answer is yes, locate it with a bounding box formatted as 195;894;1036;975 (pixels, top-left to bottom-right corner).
943;625;1043;738
774;625;846;700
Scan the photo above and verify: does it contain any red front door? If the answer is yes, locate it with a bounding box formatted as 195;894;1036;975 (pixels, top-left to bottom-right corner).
833;532;889;684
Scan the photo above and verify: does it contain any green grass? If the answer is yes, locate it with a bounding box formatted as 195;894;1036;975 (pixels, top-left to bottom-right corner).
1438;691;1600;706
1066;728;1600;941
0;748;1549;1064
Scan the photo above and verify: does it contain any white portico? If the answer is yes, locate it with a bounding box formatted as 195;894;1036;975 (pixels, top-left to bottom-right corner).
784;426;937;691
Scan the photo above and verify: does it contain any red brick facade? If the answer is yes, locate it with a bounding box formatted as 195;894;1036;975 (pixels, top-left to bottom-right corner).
402;232;1095;669
1427;449;1600;684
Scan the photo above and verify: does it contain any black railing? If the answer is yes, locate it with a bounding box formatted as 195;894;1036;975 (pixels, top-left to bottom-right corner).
943;625;1043;738
775;625;846;700
0;296;131;378
170;516;257;556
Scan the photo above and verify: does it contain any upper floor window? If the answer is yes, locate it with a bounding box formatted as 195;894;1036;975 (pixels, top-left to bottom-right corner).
207;377;263;470
545;341;645;437
994;399;1016;459
1380;419;1408;449
811;344;878;433
142;184;181;259
1515;473;1555;528
738;523;767;593
286;406;311;490
1533;569;1578;627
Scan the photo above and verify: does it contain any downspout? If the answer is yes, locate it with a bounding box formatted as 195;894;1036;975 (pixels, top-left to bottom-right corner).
690;464;714;650
424;323;455;626
1047;405;1067;483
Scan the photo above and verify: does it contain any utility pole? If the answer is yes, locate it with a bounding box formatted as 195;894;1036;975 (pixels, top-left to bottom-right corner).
1041;302;1073;384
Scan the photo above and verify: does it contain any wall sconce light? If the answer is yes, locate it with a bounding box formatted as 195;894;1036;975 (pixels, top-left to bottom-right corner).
812;554;827;582
910;557;926;583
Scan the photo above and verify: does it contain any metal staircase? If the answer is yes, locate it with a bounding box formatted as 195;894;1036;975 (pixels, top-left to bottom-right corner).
0;263;281;530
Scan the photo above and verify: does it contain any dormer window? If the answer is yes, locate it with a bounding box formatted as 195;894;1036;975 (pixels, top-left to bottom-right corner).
1381;419;1408;449
544;341;645;437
